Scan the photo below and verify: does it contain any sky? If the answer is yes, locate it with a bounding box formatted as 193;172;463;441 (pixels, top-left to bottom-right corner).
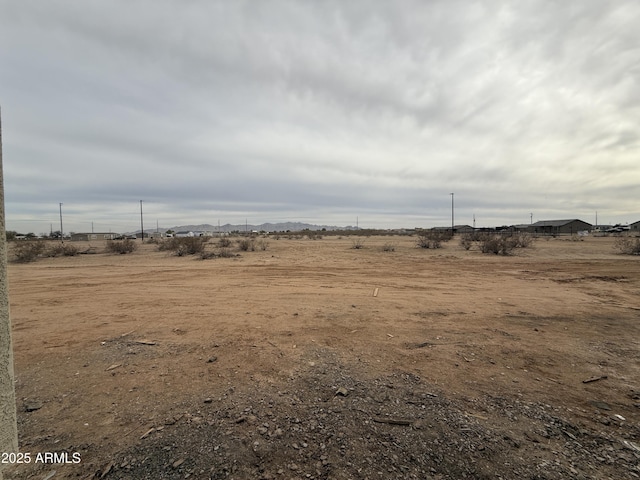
1;0;639;234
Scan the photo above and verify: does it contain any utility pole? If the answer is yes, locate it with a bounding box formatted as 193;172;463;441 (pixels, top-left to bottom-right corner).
140;200;144;242
450;193;454;235
530;213;533;225
0;106;19;479
59;203;64;242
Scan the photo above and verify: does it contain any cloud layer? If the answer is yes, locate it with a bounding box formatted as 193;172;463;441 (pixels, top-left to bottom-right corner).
1;1;639;233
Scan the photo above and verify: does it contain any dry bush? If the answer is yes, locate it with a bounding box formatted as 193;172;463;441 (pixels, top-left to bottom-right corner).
381;243;396;252
176;237;208;256
106;239;138;254
614;237;640;255
256;239;269;251
512;233;534;248
351;239;365;249
46;243;79;257
416;230;452;249
158;237;208;256
218;237;232;248
479;235;512;255
157;238;176;251
460;234;473;250
199;244;239;260
13;241;47;263
477;233;533;255
237;238;255;252
217;247;236;258
199;250;217;260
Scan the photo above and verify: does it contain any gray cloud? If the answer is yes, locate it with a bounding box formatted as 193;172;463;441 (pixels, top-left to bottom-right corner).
1;0;639;233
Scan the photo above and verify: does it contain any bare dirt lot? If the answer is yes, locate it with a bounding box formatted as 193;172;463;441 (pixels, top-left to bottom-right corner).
3;234;640;479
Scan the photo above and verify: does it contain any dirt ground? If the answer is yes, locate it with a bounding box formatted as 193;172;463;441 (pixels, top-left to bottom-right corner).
2;234;639;479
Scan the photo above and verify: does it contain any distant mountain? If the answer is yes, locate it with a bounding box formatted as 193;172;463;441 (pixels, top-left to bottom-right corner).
132;222;359;234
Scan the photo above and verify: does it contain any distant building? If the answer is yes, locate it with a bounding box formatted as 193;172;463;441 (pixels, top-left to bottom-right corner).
629;220;640;233
431;225;474;234
71;232;120;241
527;219;592;235
174;231;194;238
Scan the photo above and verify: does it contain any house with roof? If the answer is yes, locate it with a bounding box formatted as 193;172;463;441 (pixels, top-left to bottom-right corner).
71;232;120;241
630;220;640;233
526;219;592;235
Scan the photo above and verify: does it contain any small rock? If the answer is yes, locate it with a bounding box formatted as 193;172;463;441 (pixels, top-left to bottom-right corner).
25;401;43;412
590;401;611;411
204;398;213;404
335;387;349;397
412;419;426;430
207;356;217;363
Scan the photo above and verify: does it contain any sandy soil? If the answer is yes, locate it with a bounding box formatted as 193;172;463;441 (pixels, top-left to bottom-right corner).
3;234;639;479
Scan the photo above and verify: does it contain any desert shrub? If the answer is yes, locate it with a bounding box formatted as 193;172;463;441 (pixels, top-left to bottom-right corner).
416;230;452;249
351;239;365;249
46;243;79;257
157;238;176;251
176;237;207;256
158;237;207;256
614;237;640;255
199;250;217;260
237;238;255;251
381;243;396;252
460;234;473;250
477;233;533;255
14;241;47;263
217;247;235;258
106;239;138;254
218;237;232;248
479;234;511;255
198;244;240;259
512;233;534;248
256;239;269;251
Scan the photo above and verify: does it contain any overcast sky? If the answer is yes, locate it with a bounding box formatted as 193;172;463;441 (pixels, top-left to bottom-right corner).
1;1;639;234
